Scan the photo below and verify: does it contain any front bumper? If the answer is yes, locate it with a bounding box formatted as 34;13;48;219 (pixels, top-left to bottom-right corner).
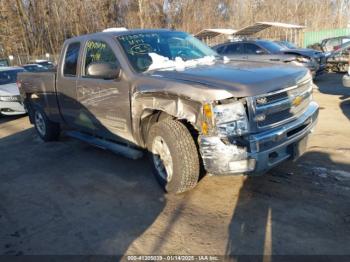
0;101;26;115
199;101;319;175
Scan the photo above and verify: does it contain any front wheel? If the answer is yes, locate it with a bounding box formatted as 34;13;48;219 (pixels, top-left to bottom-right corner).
147;119;200;194
33;106;60;142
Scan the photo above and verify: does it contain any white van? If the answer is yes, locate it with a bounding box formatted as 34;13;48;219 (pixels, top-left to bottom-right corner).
0;67;26;116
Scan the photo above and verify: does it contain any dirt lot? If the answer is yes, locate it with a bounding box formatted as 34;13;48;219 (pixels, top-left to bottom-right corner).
0;73;350;257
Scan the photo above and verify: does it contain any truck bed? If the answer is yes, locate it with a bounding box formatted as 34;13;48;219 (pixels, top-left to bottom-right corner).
18;71;61;122
18;71;56;95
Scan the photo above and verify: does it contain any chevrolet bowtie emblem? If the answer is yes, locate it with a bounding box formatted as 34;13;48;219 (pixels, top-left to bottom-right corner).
292;96;303;106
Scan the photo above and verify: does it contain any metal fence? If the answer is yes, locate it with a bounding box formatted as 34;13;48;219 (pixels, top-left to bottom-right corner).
304;28;350;47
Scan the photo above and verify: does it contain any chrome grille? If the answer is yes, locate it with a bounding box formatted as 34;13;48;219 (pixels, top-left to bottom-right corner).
248;79;313;131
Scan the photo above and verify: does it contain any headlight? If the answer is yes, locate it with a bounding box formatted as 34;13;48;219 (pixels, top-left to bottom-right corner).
0;95;21;102
213;101;249;136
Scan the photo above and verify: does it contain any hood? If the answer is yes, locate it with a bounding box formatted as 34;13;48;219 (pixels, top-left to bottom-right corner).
0;83;20;96
282;48;324;58
147;60;310;98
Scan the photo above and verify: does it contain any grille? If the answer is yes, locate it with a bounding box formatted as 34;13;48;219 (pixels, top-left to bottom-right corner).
251;79;313;130
258;96;311;126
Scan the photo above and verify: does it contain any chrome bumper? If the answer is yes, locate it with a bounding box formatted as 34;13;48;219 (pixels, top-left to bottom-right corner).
199;101;319;175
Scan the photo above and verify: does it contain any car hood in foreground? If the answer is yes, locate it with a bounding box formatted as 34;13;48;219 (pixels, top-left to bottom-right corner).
148;60;310;98
0;83;20;96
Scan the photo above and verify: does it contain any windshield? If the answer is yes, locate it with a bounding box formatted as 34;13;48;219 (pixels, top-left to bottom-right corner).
277;41;297;49
0;69;24;85
258;41;284;53
116;31;218;72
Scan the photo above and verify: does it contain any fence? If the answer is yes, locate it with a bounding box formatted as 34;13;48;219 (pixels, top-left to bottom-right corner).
304;28;350;47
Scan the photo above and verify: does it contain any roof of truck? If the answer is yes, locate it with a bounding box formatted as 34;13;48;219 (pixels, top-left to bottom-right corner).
68;29;176;41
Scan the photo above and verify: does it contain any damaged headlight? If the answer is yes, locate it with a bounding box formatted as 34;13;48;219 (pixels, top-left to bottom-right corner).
213;101;249;136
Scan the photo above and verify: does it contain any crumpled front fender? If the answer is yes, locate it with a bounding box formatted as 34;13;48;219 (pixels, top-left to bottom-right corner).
131;91;203;146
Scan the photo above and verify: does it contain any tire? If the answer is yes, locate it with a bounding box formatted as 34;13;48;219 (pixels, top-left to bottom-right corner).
33;106;60;142
147;119;200;194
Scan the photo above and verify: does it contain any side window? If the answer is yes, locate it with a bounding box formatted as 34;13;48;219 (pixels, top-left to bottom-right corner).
83;40;118;77
215;46;226;54
63;42;80;77
224;43;243;54
244;43;265;54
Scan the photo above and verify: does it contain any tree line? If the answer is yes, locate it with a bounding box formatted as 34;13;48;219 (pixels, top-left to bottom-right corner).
0;0;349;59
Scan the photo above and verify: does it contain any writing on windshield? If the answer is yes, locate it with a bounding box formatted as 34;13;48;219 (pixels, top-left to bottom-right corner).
117;31;217;72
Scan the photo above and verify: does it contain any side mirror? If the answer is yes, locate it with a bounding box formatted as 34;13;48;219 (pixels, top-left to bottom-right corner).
86;62;121;80
256;49;265;55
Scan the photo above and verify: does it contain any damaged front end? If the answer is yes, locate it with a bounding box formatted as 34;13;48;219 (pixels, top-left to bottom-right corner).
199;79;319;176
199;99;256;174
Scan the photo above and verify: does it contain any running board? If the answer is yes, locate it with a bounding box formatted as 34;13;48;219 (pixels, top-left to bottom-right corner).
65;131;143;160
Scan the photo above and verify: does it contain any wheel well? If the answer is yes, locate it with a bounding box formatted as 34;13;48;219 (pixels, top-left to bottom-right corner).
140;110;205;179
140;110;199;147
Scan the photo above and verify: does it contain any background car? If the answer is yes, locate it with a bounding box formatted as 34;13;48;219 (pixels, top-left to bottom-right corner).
343;71;350;87
22;63;49;72
212;39;326;77
320;35;350;52
0;59;9;67
0;67;26;116
29;60;55;70
326;41;350;72
275;40;299;49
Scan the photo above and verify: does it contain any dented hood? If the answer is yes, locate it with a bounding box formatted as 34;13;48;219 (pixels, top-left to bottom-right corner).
149;60;310;98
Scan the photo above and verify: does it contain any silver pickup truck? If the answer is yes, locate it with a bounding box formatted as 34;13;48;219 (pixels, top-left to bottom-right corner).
18;29;319;194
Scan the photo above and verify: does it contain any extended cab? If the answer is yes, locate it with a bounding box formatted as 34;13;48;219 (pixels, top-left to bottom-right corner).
18;29;319;193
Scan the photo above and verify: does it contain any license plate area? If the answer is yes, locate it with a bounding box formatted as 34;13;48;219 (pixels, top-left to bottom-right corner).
289;135;309;160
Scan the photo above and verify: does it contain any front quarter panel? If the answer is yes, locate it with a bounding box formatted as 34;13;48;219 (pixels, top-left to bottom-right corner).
131;77;207;146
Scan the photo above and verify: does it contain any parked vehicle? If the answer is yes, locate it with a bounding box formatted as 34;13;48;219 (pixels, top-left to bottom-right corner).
343;68;350;87
0;67;26;116
29;60;55;70
326;41;350;72
212;39;326;78
275;40;298;49
320;35;350;52
0;59;9;67
22;64;49;72
18;29;319;193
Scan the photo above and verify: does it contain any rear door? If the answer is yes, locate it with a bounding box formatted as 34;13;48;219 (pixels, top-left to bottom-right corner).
56;41;82;127
76;38;132;142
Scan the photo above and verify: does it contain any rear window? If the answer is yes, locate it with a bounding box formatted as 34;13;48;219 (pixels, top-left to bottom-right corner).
0;69;25;85
63;42;81;76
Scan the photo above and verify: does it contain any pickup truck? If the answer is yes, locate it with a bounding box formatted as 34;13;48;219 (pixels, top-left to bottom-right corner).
18;29;319;194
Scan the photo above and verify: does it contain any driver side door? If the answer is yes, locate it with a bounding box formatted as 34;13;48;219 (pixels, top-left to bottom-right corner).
76;39;132;143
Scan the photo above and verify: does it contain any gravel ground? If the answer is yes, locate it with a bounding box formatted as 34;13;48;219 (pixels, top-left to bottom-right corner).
0;73;349;257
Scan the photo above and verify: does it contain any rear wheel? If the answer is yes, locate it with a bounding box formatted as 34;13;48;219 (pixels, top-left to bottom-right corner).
33;106;60;141
147;119;200;194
